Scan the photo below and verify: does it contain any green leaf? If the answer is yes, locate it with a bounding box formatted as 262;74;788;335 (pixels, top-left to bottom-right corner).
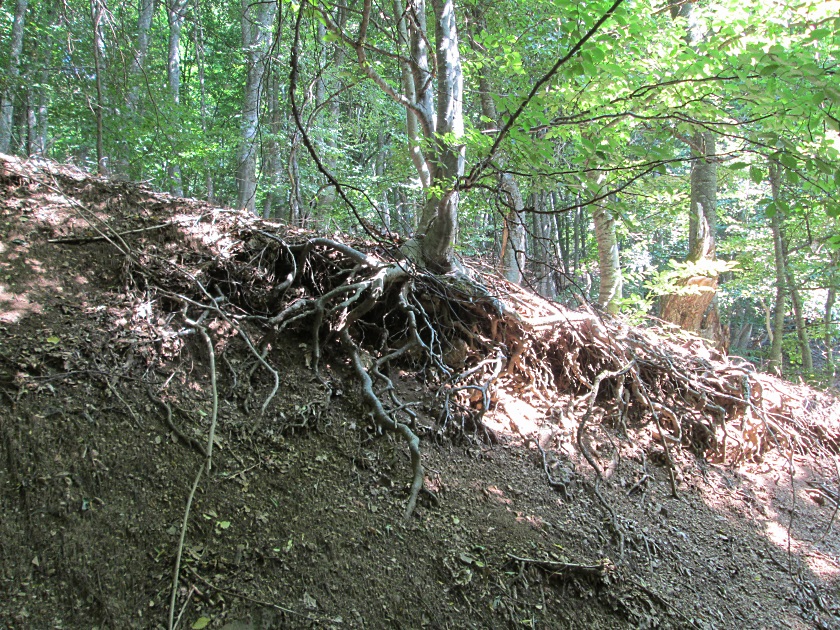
779;153;797;169
192;617;211;630
765;201;777;218
759;63;780;77
749;166;764;185
218;521;231;529
827;203;840;219
46;336;60;344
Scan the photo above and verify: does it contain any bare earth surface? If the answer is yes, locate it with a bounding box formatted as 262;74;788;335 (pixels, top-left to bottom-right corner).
2;154;840;629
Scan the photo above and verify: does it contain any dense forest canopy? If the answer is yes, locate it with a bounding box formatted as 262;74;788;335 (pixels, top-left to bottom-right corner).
1;0;838;380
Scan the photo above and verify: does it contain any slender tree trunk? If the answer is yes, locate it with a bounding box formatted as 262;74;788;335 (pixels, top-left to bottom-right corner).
90;0;107;175
499;174;525;283
532;192;556;299
237;0;276;213
376;128;391;230
585;170;622;313
397;0;433;189
287;137;303;225
767;163;787;376
167;0;188;195
786;269;813;374
193;0;213;201
0;0;28;154
769;161;813;374
825;254;838;382
35;64;48;155
127;0;155;111
25;82;36;154
592;204;622;313
662;3;722;343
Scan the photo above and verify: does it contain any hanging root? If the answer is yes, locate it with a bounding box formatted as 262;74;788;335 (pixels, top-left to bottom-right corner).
340;328;424;519
65;192;835;518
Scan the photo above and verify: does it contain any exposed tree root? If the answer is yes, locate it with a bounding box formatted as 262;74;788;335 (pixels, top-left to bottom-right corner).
8;153;838;520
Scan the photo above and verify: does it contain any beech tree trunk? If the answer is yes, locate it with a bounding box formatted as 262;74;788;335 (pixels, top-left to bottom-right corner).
237;0;275;213
0;0;27;153
767;163;787;376
825;254;838;382
660;133;721;340
193;0;213;201
585;170;622;313
769;161;813;374
90;0;107;174
127;0;155;111
167;0;188;196
662;3;722;344
532;192;556;299
413;0;463;268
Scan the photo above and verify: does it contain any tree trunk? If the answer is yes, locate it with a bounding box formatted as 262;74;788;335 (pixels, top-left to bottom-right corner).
585;170;622;313
127;0;155;111
262;69;282;220
592;204;622;313
237;0;276;213
767;164;787;376
319;0;461;268
415;0;463;269
825;254;838;382
90;0;107;175
193;0;213;201
167;0;187;195
0;0;27;154
660;132;720;340
768;162;812;375
662;4;722;344
532;192;556;299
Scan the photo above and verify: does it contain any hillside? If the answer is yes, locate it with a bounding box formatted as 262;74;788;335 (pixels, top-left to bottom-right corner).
2;154;840;629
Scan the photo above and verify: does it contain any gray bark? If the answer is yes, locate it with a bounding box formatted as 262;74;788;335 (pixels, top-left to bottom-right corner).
769;161;813;374
416;0;464;268
393;0;432;189
662;3;722;343
262;69;281;219
767;162;787;376
586;171;622;313
320;0;461;267
499;174;525;284
237;0;276;213
91;0;107;174
532;192;556;299
592;204;622;313
193;0;213;200
0;0;27;153
167;0;188;195
127;0;155;110
825;255;838;381
687;132;717;262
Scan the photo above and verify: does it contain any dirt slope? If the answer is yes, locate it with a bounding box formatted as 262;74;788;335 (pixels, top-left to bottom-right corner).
1;154;840;630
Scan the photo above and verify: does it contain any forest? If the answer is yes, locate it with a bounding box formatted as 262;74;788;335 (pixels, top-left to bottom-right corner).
1;0;838;382
2;0;840;627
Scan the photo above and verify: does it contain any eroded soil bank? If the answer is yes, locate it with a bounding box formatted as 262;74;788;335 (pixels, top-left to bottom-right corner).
2;155;839;629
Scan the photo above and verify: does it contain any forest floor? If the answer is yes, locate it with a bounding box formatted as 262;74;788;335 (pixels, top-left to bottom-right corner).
2;154;840;630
